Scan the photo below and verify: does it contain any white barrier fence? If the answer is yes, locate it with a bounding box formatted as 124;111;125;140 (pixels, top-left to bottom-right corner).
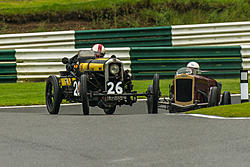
172;21;250;46
0;31;75;49
241;45;250;72
16;48;131;81
1;21;250;50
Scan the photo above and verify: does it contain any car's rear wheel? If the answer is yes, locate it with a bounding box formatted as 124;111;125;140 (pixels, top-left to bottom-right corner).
80;74;89;115
104;106;116;115
46;75;62;114
208;86;218;107
147;85;154;114
147;73;160;114
221;91;231;105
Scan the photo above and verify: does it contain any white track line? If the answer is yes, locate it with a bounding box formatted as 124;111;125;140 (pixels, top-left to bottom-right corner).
170;113;250;120
109;157;134;163
189;114;250;120
0;103;81;109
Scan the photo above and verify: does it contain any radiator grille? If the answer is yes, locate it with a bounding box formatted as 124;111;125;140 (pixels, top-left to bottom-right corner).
176;79;192;102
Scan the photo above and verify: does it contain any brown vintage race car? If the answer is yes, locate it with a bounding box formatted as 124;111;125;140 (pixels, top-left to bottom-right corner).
159;67;232;113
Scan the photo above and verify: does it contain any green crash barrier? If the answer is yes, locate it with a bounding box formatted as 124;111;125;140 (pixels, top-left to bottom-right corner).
0;63;16;74
0;50;17;83
133;71;241;79
75;26;172;48
130;46;241;59
130;46;242;79
0;50;16;61
0;76;17;83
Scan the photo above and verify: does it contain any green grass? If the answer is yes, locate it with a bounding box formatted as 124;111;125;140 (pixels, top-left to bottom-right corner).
0;78;241;106
0;0;250;32
186;102;250;117
0;0;139;15
0;82;45;106
133;78;241;96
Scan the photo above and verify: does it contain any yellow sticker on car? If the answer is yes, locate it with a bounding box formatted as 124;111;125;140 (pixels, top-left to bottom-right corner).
60;78;76;86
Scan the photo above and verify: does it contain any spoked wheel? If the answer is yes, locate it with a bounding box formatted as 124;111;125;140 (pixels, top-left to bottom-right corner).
147;74;160;114
221;91;231;105
46;75;62;114
80;74;89;115
208;86;218;107
104;106;116;115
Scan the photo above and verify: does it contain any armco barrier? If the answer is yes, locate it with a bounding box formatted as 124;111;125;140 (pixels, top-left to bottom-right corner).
75;26;172;48
0;50;16;61
130;46;242;79
0;31;75;50
1;21;250;50
172;21;250;46
241;45;250;71
172;21;250;36
0;50;17;83
0;46;245;82
15;48;131;81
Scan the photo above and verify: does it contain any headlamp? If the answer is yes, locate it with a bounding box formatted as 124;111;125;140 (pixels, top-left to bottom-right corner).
110;64;120;75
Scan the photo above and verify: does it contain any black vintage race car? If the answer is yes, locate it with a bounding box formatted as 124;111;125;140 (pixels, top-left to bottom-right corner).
45;50;160;115
159;67;232;113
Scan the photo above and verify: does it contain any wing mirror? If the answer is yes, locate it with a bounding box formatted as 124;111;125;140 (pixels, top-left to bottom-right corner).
62;57;69;64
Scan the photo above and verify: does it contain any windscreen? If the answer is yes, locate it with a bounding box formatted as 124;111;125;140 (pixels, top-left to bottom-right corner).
78;50;95;58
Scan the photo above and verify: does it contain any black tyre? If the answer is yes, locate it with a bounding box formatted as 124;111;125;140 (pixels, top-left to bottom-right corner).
147;85;154;114
147;74;160;114
45;75;62;114
104;106;116;115
221;91;231;105
169;105;176;113
80;74;89;115
152;74;160;113
208;87;218;107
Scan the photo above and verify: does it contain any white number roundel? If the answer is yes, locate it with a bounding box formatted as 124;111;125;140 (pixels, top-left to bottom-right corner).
107;81;123;94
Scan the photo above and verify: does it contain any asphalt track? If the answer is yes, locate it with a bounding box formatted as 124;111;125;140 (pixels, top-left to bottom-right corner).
0;96;250;167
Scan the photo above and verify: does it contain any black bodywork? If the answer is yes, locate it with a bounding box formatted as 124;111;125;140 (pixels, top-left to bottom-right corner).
45;51;159;115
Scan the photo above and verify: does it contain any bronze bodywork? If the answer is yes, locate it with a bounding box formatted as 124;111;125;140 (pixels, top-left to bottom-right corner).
168;69;220;112
174;74;218;105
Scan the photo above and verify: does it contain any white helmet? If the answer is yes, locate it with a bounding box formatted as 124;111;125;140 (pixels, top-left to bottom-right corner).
187;61;200;70
91;44;106;58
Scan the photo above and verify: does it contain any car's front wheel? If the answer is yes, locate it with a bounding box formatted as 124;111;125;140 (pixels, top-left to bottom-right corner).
208;86;218;107
45;75;62;114
80;74;89;115
147;74;160;114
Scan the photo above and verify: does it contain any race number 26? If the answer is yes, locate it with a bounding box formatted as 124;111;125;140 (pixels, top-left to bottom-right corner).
107;81;123;94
